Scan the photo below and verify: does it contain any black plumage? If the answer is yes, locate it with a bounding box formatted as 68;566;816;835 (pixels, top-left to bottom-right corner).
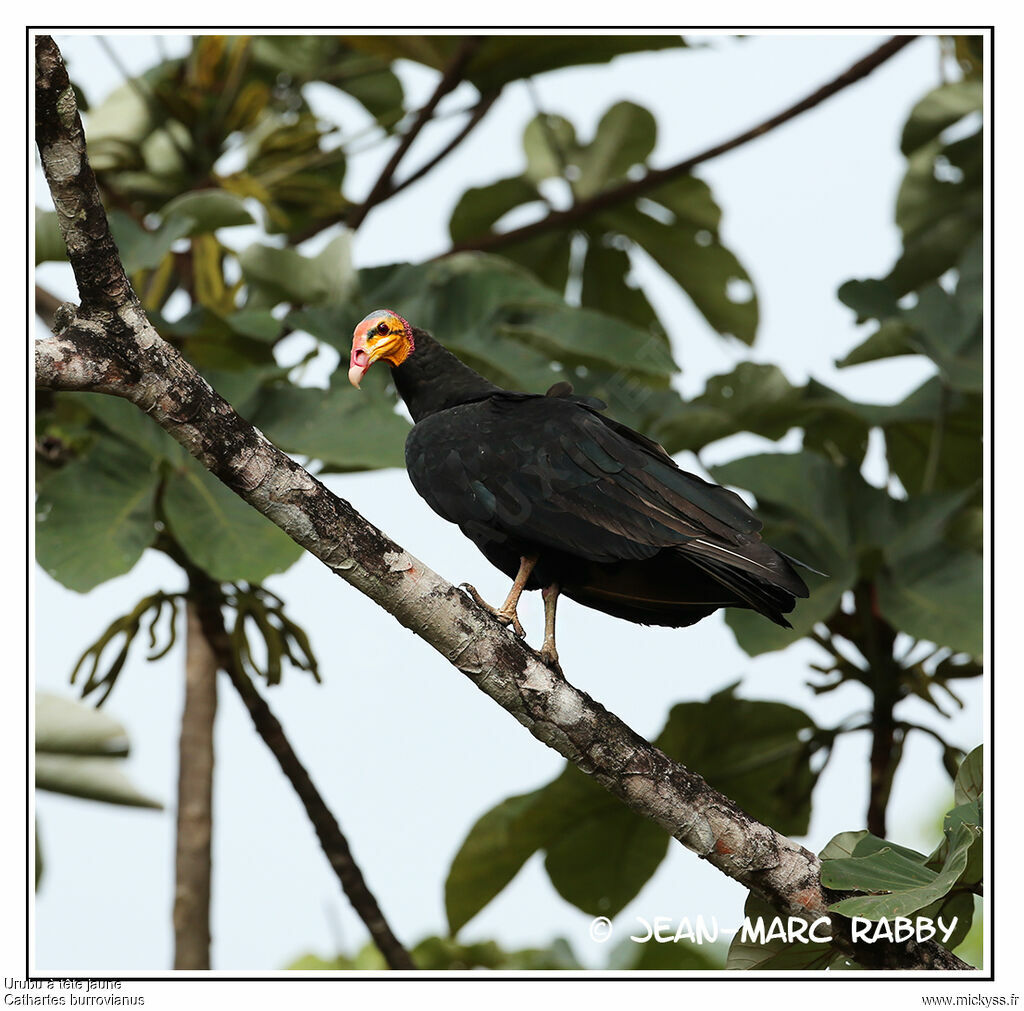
350;312;810;668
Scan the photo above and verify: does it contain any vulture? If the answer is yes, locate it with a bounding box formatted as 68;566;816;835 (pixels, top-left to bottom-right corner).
349;309;809;671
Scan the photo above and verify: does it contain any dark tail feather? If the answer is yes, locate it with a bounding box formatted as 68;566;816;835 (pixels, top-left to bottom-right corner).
681;551;803;627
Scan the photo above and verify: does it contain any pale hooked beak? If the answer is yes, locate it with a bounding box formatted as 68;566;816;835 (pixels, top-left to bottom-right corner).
348;340;370;389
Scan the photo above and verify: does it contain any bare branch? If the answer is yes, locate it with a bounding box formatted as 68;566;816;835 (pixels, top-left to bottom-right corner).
173;599;218;970
446;36;918;256
344;36;488;231
385;88;500;201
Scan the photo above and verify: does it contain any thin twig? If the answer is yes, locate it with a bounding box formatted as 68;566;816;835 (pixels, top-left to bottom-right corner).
384;88;500;201
446;35;918;255
345;35;487;231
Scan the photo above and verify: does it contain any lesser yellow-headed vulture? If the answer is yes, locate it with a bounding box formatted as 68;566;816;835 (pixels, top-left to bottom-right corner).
349;309;809;671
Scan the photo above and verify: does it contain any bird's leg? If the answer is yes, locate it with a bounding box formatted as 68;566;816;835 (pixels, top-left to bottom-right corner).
461;554;538;638
540;583;562;674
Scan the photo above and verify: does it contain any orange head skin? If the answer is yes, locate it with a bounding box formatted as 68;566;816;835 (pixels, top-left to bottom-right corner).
349;309;415;388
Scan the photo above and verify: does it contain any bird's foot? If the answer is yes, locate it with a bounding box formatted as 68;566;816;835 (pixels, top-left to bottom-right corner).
460;583;526;637
540;640;562;676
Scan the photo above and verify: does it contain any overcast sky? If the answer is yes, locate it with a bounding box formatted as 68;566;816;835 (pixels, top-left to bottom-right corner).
31;31;984;977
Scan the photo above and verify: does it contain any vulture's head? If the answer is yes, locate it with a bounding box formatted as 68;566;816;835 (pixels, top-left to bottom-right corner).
348;309;415;388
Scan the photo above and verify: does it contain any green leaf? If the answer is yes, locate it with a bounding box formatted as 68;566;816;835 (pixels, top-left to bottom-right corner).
343;35;686;93
523;114;577;184
876;544;981;656
822;845;933;893
108;210;194;274
901;81;983;155
35;436;159;592
954;746;982;805
250;368;410;471
35;693;130;756
656;362;803;453
656;685;819;834
726;894;851;970
225;308;283;342
542;775;669;916
825;822;979;919
446;685;819;931
83;78;155;171
449;176;543;243
881;379;982;494
600;179;758;343
500;305;676;378
819;830;868;860
579;240;660;331
161;456;303;582
36;754;162;809
575;102;657;200
445;788;570;935
886;129;982;296
239;231;355;306
66;393;185;464
35;208;67;264
159;189;255;234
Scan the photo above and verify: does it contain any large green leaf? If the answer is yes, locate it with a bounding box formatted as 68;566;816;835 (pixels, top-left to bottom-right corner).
656;685;819;835
446;685;819;932
35;436;160;592
886;127;982;295
250;368;410;471
36;693;129;756
540;771;669;917
499;305;676;379
35;208;67;264
900;81;983;156
579;240;660;331
36;754;162;809
66;392;185;464
445;788;576;935
343;35;686;93
159;189;255;234
600;180;758;343
575;102;657;200
449;176;544;244
876;544;982;657
108;210;194;274
239;232;355;306
161;456;303;582
954;746;982;806
824;821;979;920
726;894;851;970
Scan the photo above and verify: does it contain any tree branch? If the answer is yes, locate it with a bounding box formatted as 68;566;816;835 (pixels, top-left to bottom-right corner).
185;575;417;971
34;33;968;973
385;88;500;201
173;597;218;970
446;35;918;256
344;35;488;232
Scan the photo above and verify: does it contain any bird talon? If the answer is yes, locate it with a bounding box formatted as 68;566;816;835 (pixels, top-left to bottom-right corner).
461;583;525;637
540;644;562;675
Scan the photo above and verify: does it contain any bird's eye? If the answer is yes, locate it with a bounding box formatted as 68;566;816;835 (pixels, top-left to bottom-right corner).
376;322;390;336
